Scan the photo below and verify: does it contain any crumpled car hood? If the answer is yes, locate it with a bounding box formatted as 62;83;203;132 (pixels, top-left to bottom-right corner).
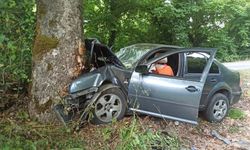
85;39;124;69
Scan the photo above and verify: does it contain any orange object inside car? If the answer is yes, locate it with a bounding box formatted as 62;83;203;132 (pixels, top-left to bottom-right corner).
155;64;174;76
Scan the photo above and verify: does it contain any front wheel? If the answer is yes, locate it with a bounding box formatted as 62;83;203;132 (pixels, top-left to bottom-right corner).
91;86;126;124
204;93;229;123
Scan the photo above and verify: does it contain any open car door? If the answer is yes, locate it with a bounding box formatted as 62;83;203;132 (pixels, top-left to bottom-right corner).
128;48;217;124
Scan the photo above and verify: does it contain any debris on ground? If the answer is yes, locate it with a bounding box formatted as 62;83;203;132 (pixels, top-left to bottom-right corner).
211;130;231;144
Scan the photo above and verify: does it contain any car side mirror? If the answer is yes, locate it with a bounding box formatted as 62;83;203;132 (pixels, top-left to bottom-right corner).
135;65;148;74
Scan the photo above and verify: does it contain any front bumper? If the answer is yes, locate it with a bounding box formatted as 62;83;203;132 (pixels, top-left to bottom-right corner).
64;87;99;105
53;87;98;125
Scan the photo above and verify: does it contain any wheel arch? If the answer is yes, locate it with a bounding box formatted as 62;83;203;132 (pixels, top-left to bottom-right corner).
213;89;231;100
206;82;232;107
98;79;128;102
100;80;113;86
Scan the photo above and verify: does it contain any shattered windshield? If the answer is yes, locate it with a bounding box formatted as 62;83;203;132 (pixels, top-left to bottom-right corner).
116;44;160;69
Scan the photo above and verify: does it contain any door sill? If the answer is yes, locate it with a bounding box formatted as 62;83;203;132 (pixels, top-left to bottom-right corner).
129;108;198;125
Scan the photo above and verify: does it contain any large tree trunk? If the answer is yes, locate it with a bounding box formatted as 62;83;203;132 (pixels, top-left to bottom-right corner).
107;0;118;47
29;0;85;123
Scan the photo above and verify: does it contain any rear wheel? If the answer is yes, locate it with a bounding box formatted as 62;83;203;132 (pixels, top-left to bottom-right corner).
91;87;126;124
204;93;229;123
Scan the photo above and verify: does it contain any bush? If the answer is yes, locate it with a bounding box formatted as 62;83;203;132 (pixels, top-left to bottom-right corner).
0;0;35;90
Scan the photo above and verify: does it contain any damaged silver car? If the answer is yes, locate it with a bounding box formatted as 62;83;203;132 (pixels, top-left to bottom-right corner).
54;39;242;125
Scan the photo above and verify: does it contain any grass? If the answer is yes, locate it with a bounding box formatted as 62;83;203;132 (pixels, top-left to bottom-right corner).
228;108;245;120
0;111;180;150
0;134;85;150
80;115;180;150
115;116;180;150
0;119;86;149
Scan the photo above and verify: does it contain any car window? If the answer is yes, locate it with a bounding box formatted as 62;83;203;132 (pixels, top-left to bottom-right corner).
148;53;179;77
186;52;219;74
186;52;208;73
116;44;159;69
142;50;168;65
209;62;219;74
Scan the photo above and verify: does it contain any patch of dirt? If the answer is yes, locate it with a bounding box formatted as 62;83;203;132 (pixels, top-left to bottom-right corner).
0;93;27;112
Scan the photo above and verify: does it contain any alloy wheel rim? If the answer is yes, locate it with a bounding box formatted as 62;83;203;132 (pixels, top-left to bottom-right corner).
212;99;227;120
95;94;122;122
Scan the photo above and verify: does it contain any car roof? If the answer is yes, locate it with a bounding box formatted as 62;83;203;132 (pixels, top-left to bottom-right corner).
135;44;217;66
124;43;183;50
131;44;216;57
127;43;216;53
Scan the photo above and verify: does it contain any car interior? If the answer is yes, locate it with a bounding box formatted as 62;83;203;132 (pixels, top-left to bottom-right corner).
147;52;180;76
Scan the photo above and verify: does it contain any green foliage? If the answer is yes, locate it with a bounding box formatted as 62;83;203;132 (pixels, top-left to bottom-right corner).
0;119;85;149
0;0;35;87
83;0;153;47
17;111;29;120
228;108;246;120
0;114;180;150
116;116;180;150
84;0;250;61
0;132;85;150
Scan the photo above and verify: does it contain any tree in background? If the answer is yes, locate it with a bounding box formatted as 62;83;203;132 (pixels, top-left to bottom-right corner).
84;0;165;49
29;0;85;122
226;0;250;59
84;0;250;61
0;0;35;90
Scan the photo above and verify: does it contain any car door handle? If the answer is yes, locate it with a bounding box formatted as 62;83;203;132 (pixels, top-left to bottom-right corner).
185;86;199;92
210;78;217;82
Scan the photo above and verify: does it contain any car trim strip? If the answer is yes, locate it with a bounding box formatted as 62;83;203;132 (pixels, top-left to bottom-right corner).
129;108;198;125
232;91;242;95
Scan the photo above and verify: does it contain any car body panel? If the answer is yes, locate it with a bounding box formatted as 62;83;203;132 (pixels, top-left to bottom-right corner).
128;73;205;124
69;65;131;96
69;71;103;94
189;62;241;110
128;48;216;124
182;59;223;110
200;77;227;109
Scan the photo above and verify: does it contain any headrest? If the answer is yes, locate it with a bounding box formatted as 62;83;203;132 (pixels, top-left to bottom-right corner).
157;57;168;63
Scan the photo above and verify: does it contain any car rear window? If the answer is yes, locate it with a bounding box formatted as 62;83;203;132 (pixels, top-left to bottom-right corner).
187;53;219;74
209;62;219;74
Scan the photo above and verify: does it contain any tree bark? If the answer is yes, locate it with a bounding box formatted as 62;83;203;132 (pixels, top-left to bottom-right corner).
29;0;85;123
107;0;117;47
108;29;117;47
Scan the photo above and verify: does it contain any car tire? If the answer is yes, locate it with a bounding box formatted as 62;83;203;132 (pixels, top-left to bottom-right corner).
204;93;229;123
91;86;127;124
